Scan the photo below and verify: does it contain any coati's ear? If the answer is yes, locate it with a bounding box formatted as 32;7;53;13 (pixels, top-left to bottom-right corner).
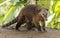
37;8;41;12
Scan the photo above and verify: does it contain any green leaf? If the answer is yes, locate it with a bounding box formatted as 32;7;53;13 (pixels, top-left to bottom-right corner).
3;5;15;21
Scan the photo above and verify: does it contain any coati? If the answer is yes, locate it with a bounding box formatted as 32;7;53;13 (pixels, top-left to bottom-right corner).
2;4;48;32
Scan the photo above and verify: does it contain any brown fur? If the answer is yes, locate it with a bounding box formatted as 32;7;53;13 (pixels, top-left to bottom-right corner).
2;4;48;32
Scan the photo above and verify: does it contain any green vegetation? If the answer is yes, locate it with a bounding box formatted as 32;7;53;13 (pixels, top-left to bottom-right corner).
0;0;60;29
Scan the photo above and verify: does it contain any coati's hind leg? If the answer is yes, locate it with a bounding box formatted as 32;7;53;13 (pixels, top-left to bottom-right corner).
15;21;25;30
15;16;25;30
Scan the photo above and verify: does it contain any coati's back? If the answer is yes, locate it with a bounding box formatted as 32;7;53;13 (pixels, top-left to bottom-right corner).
18;4;41;17
17;4;41;22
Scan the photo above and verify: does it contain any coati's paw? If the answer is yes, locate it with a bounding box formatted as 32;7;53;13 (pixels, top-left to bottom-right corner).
36;29;46;33
16;29;20;31
37;30;46;33
27;27;32;31
38;30;44;33
15;28;20;31
27;28;35;31
27;28;32;30
43;28;47;32
43;29;47;32
41;29;47;33
34;29;42;32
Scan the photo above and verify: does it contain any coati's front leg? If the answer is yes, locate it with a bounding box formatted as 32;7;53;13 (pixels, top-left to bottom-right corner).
34;22;41;31
26;22;32;30
42;21;46;32
15;21;25;30
26;17;33;30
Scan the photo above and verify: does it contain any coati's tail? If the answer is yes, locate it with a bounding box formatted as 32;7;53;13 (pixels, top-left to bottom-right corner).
2;17;18;28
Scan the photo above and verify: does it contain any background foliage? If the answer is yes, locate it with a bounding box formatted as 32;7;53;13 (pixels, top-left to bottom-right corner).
0;0;60;29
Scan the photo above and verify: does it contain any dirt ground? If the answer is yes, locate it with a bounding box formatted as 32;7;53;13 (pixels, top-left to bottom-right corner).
0;27;60;38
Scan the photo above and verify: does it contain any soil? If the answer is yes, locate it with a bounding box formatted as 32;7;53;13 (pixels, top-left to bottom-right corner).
0;27;60;38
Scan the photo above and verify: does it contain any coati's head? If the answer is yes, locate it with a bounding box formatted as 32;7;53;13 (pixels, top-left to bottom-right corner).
38;8;48;21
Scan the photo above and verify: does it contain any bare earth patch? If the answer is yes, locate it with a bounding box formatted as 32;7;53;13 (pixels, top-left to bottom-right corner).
0;27;60;38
